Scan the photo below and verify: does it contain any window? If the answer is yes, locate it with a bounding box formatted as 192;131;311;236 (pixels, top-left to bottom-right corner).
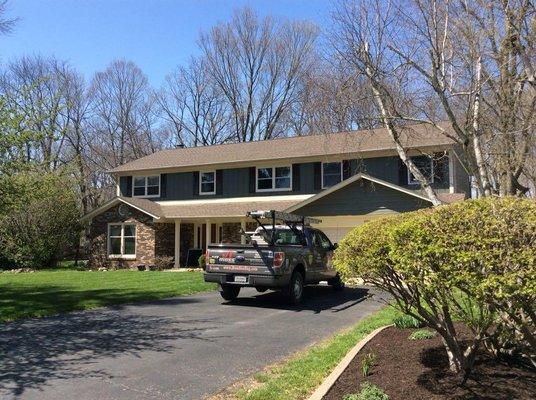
408;156;434;185
312;230;333;250
108;223;136;258
133;175;160;197
256;166;292;191
200;171;216;195
322;162;342;188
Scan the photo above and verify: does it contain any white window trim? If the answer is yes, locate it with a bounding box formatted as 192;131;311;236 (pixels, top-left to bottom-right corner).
321;161;343;189
256;166;293;192
107;223;136;259
199;171;216;195
407;157;435;185
132;175;161;198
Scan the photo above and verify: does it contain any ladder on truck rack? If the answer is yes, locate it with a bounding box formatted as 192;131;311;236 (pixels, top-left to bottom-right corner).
246;210;322;225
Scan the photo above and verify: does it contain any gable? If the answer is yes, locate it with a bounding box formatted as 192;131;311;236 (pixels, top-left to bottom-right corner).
291;178;432;217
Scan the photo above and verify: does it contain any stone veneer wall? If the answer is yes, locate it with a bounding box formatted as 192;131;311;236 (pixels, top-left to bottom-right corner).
88;203;156;269
179;223;194;266
222;223;241;243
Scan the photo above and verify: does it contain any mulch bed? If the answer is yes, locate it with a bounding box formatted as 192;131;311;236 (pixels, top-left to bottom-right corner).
323;326;536;400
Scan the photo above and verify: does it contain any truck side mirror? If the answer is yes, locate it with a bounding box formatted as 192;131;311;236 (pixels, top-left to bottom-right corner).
332;243;338;250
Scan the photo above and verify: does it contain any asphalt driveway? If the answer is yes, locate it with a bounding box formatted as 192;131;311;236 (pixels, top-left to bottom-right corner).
0;285;387;400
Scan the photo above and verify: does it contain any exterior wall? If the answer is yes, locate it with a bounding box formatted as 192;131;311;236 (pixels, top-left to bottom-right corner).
179;223;194;266
222;222;241;243
88;204;156;269
118;154;460;201
155;223;174;258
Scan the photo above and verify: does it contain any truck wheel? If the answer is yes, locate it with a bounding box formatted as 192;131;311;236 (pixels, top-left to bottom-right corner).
220;284;240;301
328;273;345;291
286;271;304;304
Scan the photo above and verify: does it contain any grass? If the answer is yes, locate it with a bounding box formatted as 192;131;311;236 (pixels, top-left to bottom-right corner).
224;305;399;400
0;269;216;322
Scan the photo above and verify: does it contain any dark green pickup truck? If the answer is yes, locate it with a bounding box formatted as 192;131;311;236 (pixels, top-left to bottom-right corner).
203;210;344;304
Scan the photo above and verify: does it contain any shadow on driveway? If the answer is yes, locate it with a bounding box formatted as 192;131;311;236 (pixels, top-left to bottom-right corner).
0;301;218;398
221;286;373;314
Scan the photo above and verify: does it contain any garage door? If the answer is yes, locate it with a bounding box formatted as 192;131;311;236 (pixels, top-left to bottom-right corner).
319;227;353;244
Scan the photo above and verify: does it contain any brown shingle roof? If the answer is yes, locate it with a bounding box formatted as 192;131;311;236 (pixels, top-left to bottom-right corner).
111;123;454;173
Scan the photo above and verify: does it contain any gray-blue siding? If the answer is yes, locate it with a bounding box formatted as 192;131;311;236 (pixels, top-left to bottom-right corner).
119;156;451;200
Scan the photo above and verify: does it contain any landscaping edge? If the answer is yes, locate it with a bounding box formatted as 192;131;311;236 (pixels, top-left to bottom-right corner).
307;324;392;400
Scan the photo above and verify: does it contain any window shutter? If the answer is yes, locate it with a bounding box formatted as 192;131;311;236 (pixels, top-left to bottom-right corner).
216;170;223;195
160;174;167;198
193;171;199;196
398;159;408;185
292;164;301;192
313;162;322;190
249;167;256;193
125;176;133;197
342;160;352;180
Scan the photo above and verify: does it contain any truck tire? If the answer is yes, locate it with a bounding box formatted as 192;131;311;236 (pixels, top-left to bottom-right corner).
220;284;240;301
285;271;304;304
328;273;345;291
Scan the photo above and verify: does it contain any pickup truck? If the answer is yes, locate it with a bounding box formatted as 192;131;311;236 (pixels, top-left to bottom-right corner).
203;210;344;304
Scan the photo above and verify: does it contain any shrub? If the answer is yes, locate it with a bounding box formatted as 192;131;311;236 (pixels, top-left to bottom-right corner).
198;254;206;270
0;170;82;269
343;382;389;400
393;315;423;329
153;256;174;271
334;197;536;377
409;329;436;340
361;352;377;377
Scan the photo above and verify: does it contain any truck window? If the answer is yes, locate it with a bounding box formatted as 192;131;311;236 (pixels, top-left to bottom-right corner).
312;230;333;250
266;229;304;245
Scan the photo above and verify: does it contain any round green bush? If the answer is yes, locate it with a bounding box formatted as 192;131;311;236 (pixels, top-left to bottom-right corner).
334;197;536;373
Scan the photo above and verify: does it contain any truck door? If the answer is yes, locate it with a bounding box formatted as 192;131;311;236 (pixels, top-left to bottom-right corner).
311;230;336;280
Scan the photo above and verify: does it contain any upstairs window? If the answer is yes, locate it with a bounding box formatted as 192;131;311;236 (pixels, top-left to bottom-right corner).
322;162;342;188
408;156;434;185
256;166;291;192
133;175;160;197
200;171;216;195
108;223;136;258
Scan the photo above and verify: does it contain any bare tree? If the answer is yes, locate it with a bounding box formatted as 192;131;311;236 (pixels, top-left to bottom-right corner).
156;57;232;147
199;7;319;142
87;60;161;171
331;0;535;199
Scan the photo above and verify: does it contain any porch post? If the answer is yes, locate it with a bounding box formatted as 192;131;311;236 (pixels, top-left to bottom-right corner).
174;219;181;268
240;219;247;244
205;219;211;251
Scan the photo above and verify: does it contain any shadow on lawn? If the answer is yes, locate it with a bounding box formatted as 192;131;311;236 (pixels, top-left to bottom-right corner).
0;285;217;398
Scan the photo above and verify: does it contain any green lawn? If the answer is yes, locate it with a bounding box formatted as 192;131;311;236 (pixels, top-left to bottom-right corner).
0;270;216;322
231;305;399;400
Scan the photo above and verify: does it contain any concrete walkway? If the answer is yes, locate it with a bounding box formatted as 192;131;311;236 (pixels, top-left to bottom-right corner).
0;285;387;400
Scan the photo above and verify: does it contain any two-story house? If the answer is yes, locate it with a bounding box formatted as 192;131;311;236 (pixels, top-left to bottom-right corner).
82;123;470;269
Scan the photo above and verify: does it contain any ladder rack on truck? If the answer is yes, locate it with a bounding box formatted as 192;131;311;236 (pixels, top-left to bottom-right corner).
244;210;322;246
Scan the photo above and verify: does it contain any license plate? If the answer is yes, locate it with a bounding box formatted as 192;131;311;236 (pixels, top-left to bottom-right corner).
234;275;248;283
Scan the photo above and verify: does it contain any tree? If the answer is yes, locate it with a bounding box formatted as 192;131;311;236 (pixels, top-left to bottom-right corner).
157;57;232;147
87;59;161;171
199;7;319;142
331;0;536;199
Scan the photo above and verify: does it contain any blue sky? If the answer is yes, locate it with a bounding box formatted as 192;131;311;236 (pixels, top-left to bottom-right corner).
2;0;330;86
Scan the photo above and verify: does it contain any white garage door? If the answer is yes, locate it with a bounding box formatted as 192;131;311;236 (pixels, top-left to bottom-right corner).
319;227;353;244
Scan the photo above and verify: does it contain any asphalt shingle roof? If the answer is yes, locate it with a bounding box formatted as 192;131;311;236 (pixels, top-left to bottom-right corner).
111;123;453;173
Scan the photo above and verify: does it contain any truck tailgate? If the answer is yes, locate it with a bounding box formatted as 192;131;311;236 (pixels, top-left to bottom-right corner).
206;246;276;275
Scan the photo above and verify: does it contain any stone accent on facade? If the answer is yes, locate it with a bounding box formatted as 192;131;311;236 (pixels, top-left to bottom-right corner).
246;222;258;232
88;203;156;269
155;223;175;260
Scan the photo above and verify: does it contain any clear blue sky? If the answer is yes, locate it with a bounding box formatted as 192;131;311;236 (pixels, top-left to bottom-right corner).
2;0;330;86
